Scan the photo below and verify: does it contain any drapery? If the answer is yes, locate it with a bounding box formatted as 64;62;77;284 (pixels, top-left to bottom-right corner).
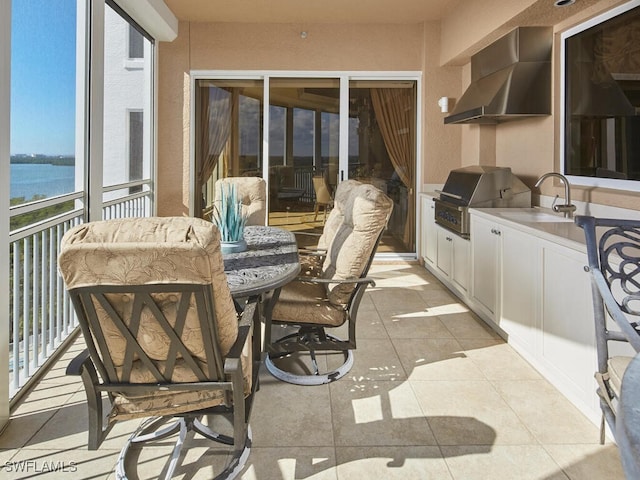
371;88;416;251
198;87;233;188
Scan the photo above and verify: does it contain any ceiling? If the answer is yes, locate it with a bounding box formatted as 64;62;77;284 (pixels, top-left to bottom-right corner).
163;0;463;24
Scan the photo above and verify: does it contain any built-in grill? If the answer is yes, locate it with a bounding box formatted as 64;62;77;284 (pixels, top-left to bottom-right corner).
434;165;531;238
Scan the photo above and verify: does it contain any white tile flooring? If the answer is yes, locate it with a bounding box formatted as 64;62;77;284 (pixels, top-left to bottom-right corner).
0;263;626;479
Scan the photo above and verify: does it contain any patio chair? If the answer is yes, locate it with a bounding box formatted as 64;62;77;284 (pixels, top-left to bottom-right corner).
58;216;259;479
215;176;267;226
264;180;393;385
575;215;640;444
312;174;332;223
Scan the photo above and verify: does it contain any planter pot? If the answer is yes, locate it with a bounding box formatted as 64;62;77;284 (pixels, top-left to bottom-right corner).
220;238;247;254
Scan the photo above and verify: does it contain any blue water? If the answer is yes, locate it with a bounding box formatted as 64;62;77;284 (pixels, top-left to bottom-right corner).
10;163;76;201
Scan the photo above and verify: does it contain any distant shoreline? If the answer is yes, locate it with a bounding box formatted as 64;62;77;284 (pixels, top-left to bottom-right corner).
11;154;74;167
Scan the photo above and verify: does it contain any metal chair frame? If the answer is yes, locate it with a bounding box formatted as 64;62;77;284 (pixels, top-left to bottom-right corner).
66;282;259;479
263;230;383;385
576;215;640;444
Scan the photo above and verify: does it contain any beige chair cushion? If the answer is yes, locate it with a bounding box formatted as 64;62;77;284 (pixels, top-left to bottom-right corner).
608;355;633;397
270;279;346;327
317;179;360;251
58;216;251;421
215;177;267;226
272;182;393;327
322;182;393;305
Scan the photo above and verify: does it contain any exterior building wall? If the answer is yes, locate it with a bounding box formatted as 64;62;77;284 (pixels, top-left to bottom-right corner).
103;10;146;189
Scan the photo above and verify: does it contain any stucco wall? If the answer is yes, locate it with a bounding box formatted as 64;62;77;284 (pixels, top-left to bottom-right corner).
156;21;462;215
157;0;640;216
448;0;640;212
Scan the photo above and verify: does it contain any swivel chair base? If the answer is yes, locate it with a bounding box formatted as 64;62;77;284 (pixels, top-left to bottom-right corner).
116;415;252;480
265;332;354;386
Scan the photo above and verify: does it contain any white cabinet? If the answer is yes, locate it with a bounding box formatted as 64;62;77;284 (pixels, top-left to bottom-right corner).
420;193;469;295
468;209;601;425
500;225;540;359
421;195;437;266
436;228;452;276
451;234;470;293
471;214;540;347
470;215;500;320
538;239;598;415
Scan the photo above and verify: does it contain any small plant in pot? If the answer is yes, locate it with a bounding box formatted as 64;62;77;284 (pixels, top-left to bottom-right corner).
212;183;248;254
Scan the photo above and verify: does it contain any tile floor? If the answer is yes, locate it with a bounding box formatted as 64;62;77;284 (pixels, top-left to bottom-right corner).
0;263;626;479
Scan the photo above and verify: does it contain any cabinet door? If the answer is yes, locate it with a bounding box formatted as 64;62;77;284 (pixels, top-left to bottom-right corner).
471;215;499;319
500;224;539;358
436;228;453;278
422;196;437;266
452;235;470;293
540;240;597;414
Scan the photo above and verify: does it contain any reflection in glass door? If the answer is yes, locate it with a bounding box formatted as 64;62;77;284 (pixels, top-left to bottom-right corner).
268;78;340;234
194;79;264;220
348;80;417;252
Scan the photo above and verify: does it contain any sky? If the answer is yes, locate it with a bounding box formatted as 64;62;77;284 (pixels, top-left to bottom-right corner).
10;0;76;156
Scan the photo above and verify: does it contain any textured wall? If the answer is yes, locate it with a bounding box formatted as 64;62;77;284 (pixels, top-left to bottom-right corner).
156;21;463;215
157;0;640;215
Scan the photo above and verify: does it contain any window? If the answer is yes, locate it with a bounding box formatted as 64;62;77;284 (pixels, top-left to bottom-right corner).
10;0;77;206
562;0;640;189
128;110;143;193
128;24;144;59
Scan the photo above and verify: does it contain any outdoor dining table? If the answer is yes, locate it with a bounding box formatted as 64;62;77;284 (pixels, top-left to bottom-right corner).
223;225;300;299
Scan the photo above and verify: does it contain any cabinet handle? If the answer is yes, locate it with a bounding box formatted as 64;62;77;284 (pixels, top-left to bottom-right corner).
446;236;453;242
490;228;501;236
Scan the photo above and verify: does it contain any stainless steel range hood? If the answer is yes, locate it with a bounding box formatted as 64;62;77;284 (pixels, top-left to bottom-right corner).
445;27;552;124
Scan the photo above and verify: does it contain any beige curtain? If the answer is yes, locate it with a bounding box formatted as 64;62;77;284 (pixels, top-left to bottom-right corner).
198;87;233;188
371;88;416;251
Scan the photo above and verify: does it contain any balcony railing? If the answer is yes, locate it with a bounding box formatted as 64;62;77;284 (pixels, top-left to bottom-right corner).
9;182;151;402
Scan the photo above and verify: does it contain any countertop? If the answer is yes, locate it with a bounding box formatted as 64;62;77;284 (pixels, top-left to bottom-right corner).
469;207;588;253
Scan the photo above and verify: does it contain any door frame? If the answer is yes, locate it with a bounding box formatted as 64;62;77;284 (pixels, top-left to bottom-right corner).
189;70;422;260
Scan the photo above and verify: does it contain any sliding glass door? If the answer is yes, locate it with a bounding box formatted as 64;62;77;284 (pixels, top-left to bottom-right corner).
193;74;418;255
348;80;416;252
268;78;340;230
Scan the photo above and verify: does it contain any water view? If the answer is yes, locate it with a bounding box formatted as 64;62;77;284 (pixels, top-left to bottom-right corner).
11;163;75;201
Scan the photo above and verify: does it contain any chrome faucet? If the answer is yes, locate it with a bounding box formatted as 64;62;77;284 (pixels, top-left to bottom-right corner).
534;172;577;218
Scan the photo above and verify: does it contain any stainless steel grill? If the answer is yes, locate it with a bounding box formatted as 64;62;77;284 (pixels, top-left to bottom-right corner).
434;166;531;238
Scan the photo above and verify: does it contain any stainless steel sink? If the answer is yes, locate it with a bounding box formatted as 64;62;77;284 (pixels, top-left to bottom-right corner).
497;209;574;223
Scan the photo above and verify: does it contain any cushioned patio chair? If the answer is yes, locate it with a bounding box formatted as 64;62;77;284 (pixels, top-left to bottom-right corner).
312;174;332;223
215;177;267;226
575;215;640;444
264;181;393;385
58;216;259;479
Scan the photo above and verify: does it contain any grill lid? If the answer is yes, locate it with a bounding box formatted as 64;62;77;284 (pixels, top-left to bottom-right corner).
440;165;516;206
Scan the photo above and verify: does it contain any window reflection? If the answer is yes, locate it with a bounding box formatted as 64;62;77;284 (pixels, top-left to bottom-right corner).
565;5;640;181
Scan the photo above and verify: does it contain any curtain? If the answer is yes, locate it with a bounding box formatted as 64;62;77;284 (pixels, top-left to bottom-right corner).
371;88;416;251
198;87;233;188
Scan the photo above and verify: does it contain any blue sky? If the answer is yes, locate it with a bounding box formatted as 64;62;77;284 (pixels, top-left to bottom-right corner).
10;0;76;155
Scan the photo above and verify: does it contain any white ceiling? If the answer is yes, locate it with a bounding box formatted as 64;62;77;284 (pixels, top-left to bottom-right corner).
163;0;463;24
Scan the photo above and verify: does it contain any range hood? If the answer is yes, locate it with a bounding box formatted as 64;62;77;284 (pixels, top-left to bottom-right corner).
445;27;552;124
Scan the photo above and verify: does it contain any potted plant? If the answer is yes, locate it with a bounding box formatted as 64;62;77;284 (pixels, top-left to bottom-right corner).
212;183;248;254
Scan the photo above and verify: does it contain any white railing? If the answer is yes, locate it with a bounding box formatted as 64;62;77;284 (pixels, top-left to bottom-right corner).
9;183;151;401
